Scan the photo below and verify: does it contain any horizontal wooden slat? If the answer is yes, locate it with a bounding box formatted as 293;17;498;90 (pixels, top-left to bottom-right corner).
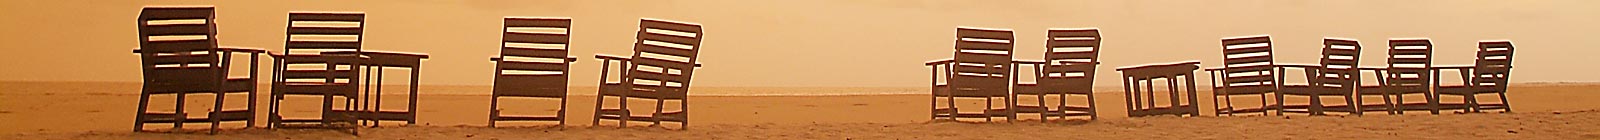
501;47;567;59
498;61;566;71
142;24;211;36
640;19;702;34
505;18;572;28
638;32;700;47
140;7;213;20
288;13;364;22
286;27;363;35
285;41;361;49
493;75;567;97
504;32;569;44
142;40;213;52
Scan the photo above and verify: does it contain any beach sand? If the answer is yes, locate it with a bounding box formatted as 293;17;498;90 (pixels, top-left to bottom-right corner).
3;82;1600;139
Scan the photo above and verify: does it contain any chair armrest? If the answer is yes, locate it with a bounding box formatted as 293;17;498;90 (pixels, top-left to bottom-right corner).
1013;59;1046;64
595;53;630;61
217;46;268;53
924;58;953;66
1059;61;1100;65
1432;65;1475;69
1275;63;1320;69
567;56;579;63
1204;67;1225;72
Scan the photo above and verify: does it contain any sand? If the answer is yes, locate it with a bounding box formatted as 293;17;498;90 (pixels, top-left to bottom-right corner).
3;82;1600;139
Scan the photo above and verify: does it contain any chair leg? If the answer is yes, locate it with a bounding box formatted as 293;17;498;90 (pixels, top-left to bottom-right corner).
133;92;151;132
1428;92;1440;115
174;92;187;130
211;90;226;134
488;96;499;128
985;97;993;122
1497;91;1512;113
1086;93;1099;120
592;95;605;126
558;96;569;127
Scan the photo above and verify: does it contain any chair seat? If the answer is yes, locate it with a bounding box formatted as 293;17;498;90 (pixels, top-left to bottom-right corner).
1217;105;1277;114
655;111;687;122
932;107;1011;118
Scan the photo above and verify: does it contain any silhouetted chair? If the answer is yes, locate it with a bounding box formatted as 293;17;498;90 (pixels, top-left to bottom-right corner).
926;27;1018;122
1207;35;1280;116
268;12;369;131
1013;28;1101;121
1432;40;1515;113
592;18;704;129
1384;38;1439;114
488;17;578;127
1276;38;1362;115
132;6;266;134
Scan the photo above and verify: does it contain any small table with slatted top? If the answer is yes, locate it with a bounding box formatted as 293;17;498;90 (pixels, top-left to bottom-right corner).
1116;61;1202;117
322;50;428;126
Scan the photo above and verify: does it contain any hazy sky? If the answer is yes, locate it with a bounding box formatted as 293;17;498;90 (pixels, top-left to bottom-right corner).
1;0;1596;87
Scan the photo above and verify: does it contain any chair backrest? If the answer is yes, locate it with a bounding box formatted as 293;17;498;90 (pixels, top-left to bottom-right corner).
949;27;1015;97
1219;35;1276;94
284;12;365;55
276;12;365;96
1386;38;1432;89
623;18;703;100
492;17;573;98
1471;40;1515;90
1317;38;1362;92
1038;28;1099;92
137;6;221;89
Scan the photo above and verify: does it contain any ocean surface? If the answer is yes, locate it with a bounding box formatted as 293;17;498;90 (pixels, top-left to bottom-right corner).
0;81;1143;96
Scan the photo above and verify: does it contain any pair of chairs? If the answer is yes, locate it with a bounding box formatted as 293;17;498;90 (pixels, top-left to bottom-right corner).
132;6;431;134
485;17;705;129
924;27;1102;122
1210;36;1516;116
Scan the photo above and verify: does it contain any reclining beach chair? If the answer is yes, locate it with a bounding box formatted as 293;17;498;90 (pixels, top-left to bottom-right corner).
1013;28;1101;121
268;12;369;130
592;18;704;129
1432;40;1515;113
488;17;578;127
1384;38;1438;114
132;6;266;134
1275;38;1361;115
926;27;1018;122
1208;35;1281;116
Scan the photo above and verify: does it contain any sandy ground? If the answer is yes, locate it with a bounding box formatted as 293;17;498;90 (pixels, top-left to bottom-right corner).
3;83;1600;139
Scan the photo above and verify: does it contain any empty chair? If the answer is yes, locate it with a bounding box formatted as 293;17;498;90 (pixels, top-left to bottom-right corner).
1275;38;1362;115
268;12;369;130
1384;38;1438;114
1013;28;1101;121
1208;35;1281;116
926;27;1018;122
1432;40;1516;113
132;6;267;134
488;17;578;127
592;18;704;129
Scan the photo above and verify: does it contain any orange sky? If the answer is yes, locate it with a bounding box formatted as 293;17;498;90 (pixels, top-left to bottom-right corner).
1;0;1596;87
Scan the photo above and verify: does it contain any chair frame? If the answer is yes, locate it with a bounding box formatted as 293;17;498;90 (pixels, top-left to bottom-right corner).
1275;38;1362;116
1384;38;1439;115
1012;28;1101;121
592;18;704;129
1208;35;1281;116
1431;40;1515;113
926;27;1018;122
488;17;578;127
132;6;266;134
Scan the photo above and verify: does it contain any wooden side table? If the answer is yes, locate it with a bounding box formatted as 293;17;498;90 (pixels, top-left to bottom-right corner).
1116;61;1202;117
323;51;428;126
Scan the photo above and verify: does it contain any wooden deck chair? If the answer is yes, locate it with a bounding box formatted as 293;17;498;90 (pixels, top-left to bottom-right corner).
1207;35;1281;116
1432;40;1515;113
1276;38;1362;115
592;18;704;129
132;6;266;134
1013;28;1101;121
1384;38;1438;114
488;17;578;127
925;27;1018;122
268;12;368;131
